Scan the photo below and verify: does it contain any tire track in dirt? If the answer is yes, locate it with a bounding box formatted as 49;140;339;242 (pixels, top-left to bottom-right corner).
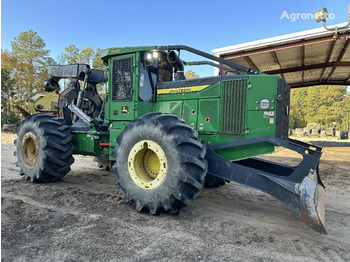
2;143;350;262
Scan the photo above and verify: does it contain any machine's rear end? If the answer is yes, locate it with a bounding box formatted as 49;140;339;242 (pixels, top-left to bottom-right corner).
152;47;325;233
157;73;290;161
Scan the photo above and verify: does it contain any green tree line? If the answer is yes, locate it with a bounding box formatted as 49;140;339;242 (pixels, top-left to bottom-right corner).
2;30;350;131
1;30;105;126
290;86;350;130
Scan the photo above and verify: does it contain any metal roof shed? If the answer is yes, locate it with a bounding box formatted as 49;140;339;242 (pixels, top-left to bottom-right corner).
212;22;350;88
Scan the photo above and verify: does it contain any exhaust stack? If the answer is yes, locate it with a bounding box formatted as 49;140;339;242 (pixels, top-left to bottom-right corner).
168;50;186;80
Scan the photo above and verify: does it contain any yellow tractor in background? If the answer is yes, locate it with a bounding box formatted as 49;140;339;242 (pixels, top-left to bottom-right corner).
16;79;60;117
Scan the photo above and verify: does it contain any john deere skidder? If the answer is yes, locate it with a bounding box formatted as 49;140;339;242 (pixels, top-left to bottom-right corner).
14;45;326;234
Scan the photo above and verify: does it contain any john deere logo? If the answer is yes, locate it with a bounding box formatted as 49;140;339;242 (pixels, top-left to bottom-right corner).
121;105;129;114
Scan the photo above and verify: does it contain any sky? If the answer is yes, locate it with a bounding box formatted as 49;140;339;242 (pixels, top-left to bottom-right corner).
1;0;350;77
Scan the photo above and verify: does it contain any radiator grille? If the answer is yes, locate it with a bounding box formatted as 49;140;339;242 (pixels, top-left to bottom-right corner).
112;58;133;101
221;79;247;134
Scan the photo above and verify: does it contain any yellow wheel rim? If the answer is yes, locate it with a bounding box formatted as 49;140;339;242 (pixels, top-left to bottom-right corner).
21;132;39;166
128;140;167;190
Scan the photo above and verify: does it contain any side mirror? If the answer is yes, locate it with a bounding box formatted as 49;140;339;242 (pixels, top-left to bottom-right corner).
314;7;328;23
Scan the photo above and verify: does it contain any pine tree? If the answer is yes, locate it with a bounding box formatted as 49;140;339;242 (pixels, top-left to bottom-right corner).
11;30;50;97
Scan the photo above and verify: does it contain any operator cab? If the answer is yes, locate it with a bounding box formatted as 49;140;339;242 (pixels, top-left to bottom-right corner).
138;51;172;102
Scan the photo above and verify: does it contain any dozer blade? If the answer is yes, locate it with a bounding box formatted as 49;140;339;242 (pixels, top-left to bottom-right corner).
205;136;327;234
299;169;326;234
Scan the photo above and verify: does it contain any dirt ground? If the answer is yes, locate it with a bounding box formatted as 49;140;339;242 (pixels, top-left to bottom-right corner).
1;135;350;262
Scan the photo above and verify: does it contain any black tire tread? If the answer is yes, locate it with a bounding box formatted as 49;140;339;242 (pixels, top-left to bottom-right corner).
113;112;207;215
14;114;75;183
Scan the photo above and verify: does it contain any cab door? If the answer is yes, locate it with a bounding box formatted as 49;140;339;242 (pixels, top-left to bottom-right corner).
109;54;136;121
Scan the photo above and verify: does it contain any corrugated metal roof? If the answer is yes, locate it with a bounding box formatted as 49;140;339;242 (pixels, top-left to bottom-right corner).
212;22;350;88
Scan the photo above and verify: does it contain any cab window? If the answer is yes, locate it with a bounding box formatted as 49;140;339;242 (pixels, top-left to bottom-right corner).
139;54;157;102
138;51;173;102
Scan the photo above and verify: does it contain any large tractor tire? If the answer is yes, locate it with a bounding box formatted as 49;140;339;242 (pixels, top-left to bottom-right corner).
112;113;207;215
14;114;75;183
